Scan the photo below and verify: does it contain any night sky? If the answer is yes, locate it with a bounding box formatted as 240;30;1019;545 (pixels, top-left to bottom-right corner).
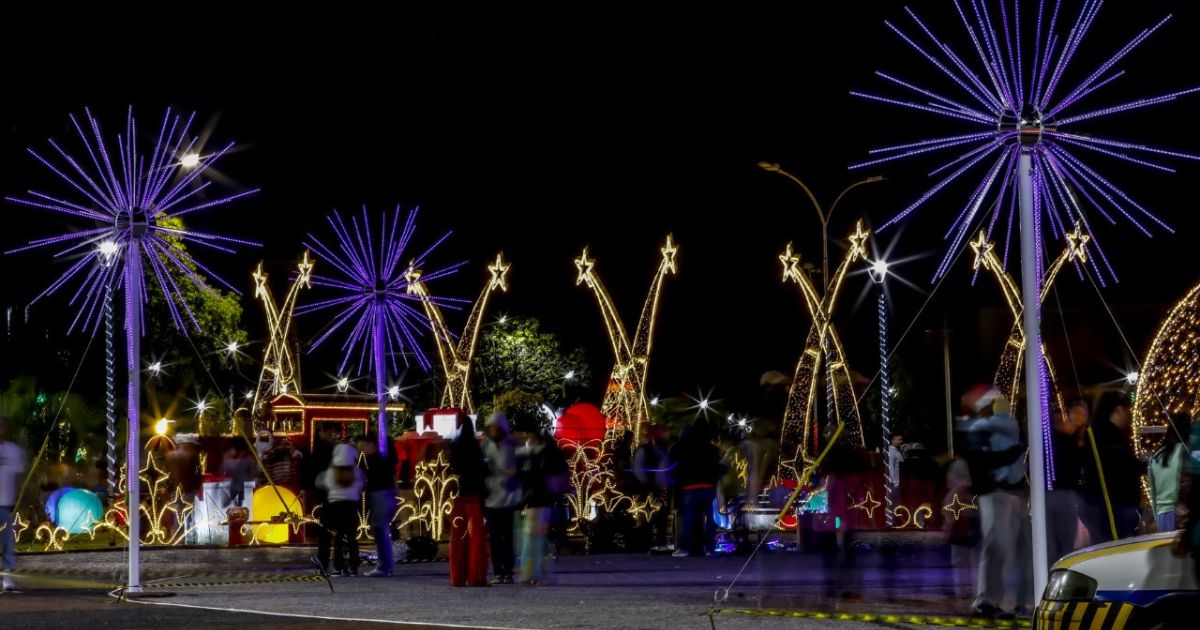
3;3;1199;437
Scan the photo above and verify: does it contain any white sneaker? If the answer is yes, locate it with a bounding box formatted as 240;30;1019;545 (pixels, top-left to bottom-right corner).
671;549;691;558
2;577;14;591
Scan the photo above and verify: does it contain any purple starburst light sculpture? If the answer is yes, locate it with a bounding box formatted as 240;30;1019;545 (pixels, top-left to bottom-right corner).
855;0;1200;283
855;0;1198;595
300;206;465;450
6;106;258;590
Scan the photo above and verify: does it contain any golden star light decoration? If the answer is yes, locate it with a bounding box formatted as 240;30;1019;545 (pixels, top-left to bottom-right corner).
777;222;869;481
575;235;677;443
251;252;314;417
407;252;510;413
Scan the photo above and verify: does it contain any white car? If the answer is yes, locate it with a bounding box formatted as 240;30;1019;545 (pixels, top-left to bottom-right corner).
1037;532;1199;629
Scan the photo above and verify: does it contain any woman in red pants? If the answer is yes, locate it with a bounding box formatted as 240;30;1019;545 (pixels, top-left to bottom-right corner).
449;414;489;587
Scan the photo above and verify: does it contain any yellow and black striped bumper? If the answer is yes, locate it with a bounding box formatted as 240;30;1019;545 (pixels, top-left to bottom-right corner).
1035;601;1137;630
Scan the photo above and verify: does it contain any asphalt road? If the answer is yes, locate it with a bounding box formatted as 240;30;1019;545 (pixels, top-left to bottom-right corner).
4;547;984;629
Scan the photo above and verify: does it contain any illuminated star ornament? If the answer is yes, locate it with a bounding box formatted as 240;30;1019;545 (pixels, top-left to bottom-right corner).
776;223;869;481
575;235;677;445
299;206;465;449
251;251;314;416
407;251;510;413
855;1;1200;282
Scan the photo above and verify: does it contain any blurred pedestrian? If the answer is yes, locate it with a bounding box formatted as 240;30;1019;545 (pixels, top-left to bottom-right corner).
943;457;980;599
669;420;724;557
813;437;868;600
634;424;673;552
1149;414;1190;533
483;412;521;584
356;435;397;577
517;428;569;585
0;417;26;592
1171;408;1199;583
316;443;364;576
1082;392;1144;543
1047;399;1087;565
966;389;1032;619
448;414;488;587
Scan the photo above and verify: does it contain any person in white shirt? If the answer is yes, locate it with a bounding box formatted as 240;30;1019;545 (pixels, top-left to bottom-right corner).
0;417;27;592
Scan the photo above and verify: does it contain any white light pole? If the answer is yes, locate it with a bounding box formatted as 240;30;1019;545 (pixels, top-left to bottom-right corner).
1017;145;1050;598
868;258;895;528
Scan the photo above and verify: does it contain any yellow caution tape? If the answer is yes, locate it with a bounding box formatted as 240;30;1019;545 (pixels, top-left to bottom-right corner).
711;608;1034;628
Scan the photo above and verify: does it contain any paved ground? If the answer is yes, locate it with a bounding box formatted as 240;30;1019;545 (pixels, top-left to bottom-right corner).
5;547;996;629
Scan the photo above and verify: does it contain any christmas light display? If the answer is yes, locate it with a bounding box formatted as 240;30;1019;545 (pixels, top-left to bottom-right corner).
971;226;1082;433
944;492;978;522
393;452;458;541
777;222;869;481
300;206;464;451
575;235;677;443
893;503;933;530
857;2;1199;592
849;490;882;520
6;107;257;589
1133;279;1200;455
561;441;660;530
407;252;509;413
251;252;314;417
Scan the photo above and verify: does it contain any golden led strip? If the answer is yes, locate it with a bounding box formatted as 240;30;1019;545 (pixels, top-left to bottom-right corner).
777;222;869;481
406;253;509;413
575;235;677;444
251;252;314;416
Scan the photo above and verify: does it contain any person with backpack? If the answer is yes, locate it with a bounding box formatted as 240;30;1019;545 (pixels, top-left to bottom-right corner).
634;424;672;552
316;442;365;576
965;388;1032;620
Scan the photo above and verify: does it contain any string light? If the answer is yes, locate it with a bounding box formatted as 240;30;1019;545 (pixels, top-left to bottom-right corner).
251;252;313;417
943;493;978;521
392;452;458;541
407;252;509;413
777;222;869;481
849;490;882;519
970;225;1086;485
1133;279;1200;455
575;235;677;444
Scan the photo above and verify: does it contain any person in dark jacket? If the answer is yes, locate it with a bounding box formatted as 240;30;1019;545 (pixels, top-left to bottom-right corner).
356;435;397;577
668;420;725;557
517;429;569;585
1081;392;1144;543
1047;399;1087;565
448;415;488;587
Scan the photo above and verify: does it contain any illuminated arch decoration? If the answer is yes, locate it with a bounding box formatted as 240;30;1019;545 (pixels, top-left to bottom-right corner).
251;252;314;417
777;222;869;481
575;235;677;443
393;452;458;541
970;225;1085;424
1134;279;1200;456
407;252;509;413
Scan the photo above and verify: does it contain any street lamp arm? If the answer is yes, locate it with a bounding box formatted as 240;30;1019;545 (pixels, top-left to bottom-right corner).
759;162;826;224
827;176;886;226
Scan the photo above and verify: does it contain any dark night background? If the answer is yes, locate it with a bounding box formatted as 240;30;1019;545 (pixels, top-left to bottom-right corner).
2;3;1198;447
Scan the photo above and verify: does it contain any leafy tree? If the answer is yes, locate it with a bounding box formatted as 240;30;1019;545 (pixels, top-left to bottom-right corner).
0;376;104;461
490;389;548;434
143;216;249;421
474;316;589;409
864;354;922;449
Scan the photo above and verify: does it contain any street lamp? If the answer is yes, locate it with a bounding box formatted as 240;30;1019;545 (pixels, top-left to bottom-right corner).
869;257;895;527
758;162;885;292
336;376;350;393
180;152;201;169
225;340;240;354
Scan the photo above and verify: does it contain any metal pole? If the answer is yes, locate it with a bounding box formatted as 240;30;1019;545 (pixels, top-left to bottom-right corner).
125;240;143;593
879;285;894;528
943;314;954;458
1017;149;1049;599
374;305;388;452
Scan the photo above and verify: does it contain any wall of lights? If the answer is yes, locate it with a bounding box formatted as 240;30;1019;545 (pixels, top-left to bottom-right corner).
1133;279;1200;456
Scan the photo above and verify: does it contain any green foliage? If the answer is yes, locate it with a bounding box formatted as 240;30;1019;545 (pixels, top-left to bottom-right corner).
0;376;104;459
144;215;248;402
488;389;548;434
474;316;589;407
865;354;921;446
